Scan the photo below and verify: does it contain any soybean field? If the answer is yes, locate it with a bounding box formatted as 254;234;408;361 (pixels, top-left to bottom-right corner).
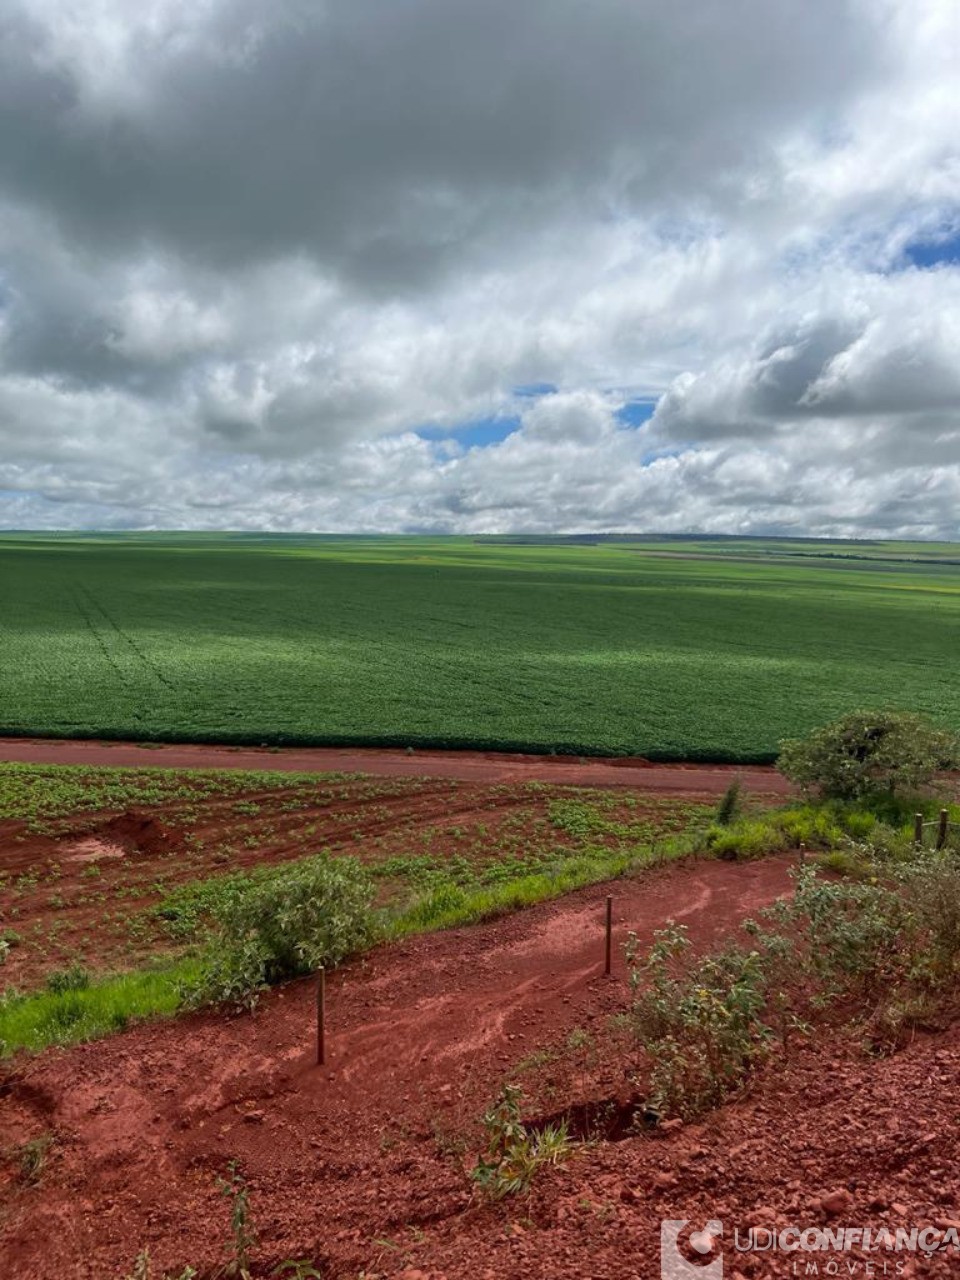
1;532;958;761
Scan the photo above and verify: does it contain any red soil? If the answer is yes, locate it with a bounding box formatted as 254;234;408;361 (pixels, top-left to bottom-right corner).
0;854;795;1278
2;749;955;1279
0;775;715;989
2;848;958;1279
0;738;793;796
414;1021;960;1280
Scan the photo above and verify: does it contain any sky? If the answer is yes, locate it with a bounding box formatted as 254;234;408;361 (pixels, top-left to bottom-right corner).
0;0;958;537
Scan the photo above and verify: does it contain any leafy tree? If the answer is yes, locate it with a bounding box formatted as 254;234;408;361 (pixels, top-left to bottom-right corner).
778;710;958;801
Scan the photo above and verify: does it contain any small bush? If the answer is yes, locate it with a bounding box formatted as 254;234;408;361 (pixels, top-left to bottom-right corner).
779;710;958;801
471;1085;572;1199
45;964;91;994
898;855;960;983
714;778;742;826
626;925;772;1116
186;855;377;1009
624;850;960;1117
785;869;909;1001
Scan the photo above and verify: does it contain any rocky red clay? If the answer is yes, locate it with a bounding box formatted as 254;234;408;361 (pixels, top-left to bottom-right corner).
1;855;793;1278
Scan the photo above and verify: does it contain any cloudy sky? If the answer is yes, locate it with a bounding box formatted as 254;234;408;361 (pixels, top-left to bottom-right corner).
0;0;958;536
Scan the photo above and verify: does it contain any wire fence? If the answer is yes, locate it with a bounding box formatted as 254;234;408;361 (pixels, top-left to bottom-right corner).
914;809;954;850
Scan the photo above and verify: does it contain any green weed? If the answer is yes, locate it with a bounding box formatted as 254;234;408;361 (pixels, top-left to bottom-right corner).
471;1085;572;1199
218;1161;256;1279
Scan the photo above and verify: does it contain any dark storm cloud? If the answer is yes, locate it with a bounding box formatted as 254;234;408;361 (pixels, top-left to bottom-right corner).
0;0;877;278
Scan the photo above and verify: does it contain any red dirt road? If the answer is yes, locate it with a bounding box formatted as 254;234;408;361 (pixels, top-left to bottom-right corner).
0;738;792;796
0;854;795;1279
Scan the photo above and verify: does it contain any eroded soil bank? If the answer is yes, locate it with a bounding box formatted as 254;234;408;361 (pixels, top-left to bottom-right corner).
1;855;796;1278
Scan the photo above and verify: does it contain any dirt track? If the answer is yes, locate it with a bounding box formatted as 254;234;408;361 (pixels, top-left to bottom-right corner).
0;738;791;795
2;843;959;1278
0;855;794;1278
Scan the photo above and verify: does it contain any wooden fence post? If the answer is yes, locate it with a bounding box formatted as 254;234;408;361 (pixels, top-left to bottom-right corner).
936;809;949;851
914;813;924;848
316;968;326;1066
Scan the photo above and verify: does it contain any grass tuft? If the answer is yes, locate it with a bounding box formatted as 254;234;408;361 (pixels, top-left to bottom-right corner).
0;959;202;1055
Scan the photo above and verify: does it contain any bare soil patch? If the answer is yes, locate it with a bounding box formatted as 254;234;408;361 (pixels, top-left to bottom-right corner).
0;854;795;1279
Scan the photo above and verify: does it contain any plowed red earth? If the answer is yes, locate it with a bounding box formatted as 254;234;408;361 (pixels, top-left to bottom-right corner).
0;738;792;794
1;750;955;1280
0;770;728;989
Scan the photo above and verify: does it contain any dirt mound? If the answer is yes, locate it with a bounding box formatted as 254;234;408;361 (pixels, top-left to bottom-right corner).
55;811;182;862
93;811;184;858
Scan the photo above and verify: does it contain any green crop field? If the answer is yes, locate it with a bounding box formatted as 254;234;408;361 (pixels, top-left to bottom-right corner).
1;532;958;761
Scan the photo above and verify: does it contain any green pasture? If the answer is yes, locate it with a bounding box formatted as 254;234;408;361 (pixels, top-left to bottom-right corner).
1;532;958;760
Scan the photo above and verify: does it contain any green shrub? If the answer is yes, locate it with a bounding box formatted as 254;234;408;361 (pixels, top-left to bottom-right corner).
703;802;911;862
784;869;910;1000
705;819;782;861
714;778;742;826
625;924;772;1116
185;855;376;1009
897;855;960;984
776;806;846;847
45;964;91;995
471;1085;572;1199
760;857;960;1019
779;710;958;801
624;851;960;1115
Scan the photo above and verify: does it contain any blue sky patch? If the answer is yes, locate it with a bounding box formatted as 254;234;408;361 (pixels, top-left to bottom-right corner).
512;382;558;399
416;415;521;449
903;229;960;270
616;398;659;427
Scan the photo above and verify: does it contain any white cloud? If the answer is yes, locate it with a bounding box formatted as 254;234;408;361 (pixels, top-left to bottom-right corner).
0;0;957;535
